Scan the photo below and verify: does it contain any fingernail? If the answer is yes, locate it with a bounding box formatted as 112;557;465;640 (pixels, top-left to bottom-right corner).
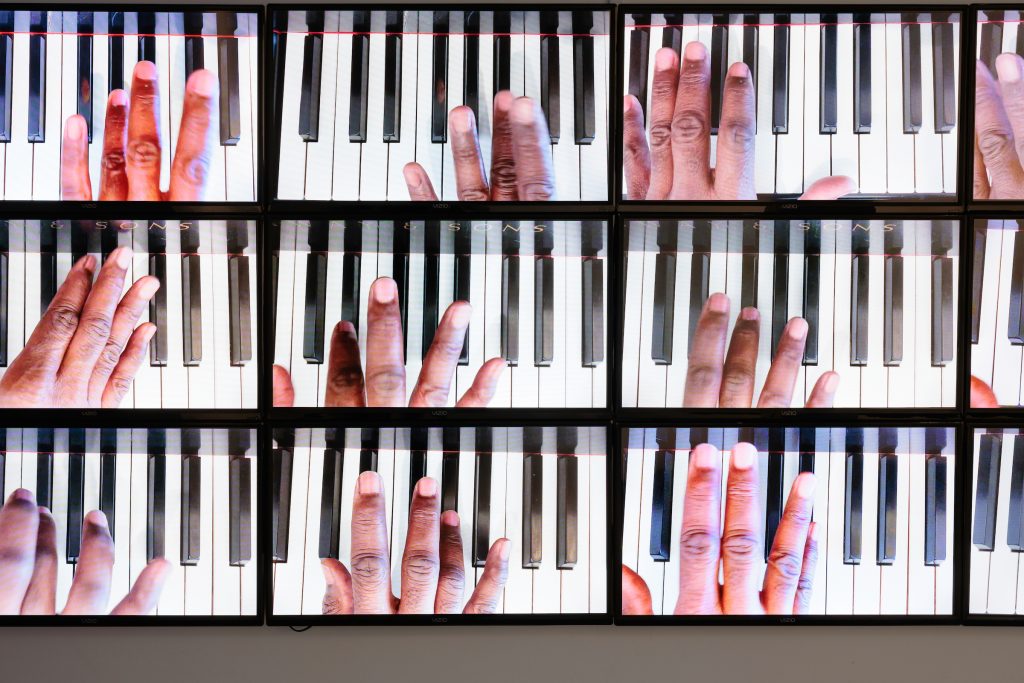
189;69;217;98
740;306;759;321
10;488;34;504
499;538;511;561
693;443;718;471
358;471;381;495
684;41;706;61
338;320;357;338
655;47;676;70
731;442;755;470
109;89;128;107
997;53;1022;83
140;277;161;299
442;510;460;527
510;97;538;125
114;246;132;269
67;115;84;141
787;317;809;340
728;61;750;79
449;302;472;328
134;60;158;82
824;372;840;393
372;277;397;305
706;292;729;314
142;324;157;342
623;96;634;114
78;254;96;272
451;108;474;134
403;164;422;188
795;473;816;499
87;510;109;530
417;477;438;498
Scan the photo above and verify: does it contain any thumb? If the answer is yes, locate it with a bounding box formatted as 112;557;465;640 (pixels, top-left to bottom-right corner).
621;565;655;616
799;175;855;200
321;559;354;615
272;364;295;408
971;375;1001;408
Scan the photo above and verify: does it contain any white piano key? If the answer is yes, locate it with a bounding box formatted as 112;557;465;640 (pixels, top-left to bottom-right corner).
825;427;853;614
562;223;590;407
225;21;256;202
109;430;132;609
885;13;915;195
990;224;1023;404
503;427;530;613
753;223;775;401
160;224;189;409
186;222;218;408
775;15;805;195
802;15;830;193
941;19;959;194
862;223;888;407
455;428;475;596
405;222;426;400
830;223;861;407
754;14;776;196
986;432;1018;613
272;429;309;616
299;438;325;615
620;221;646;407
534;429;560;613
276;13;308;200
209;222;241;408
485;222;512;407
880;429;911;615
552;13;580;201
389;429;411;598
857;18;888;194
853;434;880;614
621;438;643;607
212;432;241;616
31;12;62;201
476;12;495;181
45;431;71;611
300;12;340;201
937;439;954;616
127;430;150;603
588;428;606;614
154;13;173;191
487;427;508;613
361;12;392;201
157;432;184;616
273;221;299;404
906;429;933;615
318;222;345;408
240;445;258;615
337;429;361;586
5;12;32;201
664;221;693;407
561;435;589;614
238;222;258;409
385;11;420;200
806;427;831;615
636;432;665;615
412;12;444;200
455;224;488;401
356;223;379;363
915;17;944;194
183;434;215;615
287;222;321;407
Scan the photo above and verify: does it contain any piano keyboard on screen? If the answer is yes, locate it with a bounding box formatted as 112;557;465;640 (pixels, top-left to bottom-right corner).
0;10;259;202
0;427;257;616
622;12;960;199
273;219;607;408
272;9;610;202
0;219;257;409
621;426;955;616
972;220;1024;407
621;219;958;408
270;426;607;615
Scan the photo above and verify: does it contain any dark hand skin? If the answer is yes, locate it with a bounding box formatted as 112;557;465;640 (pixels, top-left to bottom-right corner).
274;277;505;408
0;248;159;408
321;472;510;615
684;293;839;408
622;442;819;615
622;42;855;200
61;61;217;201
975;55;1024;199
0;489;170;615
404;92;556;201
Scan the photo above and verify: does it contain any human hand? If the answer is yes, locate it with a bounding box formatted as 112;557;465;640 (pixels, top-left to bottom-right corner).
974;54;1024;199
622;42;855;201
971;375;1001;408
621;442;819;615
682;292;839;408
61;61;217;201
320;472;510;614
0;489;170;615
273;277;505;407
403;92;556;201
0;248;159;408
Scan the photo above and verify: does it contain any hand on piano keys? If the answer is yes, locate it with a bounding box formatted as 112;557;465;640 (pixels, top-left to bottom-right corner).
0;488;170;615
622;442;819;615
0;246;158;408
404;92;556;201
971;376;1000;408
62;61;216;201
683;292;839;407
976;15;1024;200
273;276;505;408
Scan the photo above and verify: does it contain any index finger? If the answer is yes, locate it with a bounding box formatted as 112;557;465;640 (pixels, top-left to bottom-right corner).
756;317;807;408
126;62;163;200
399;478;441;614
675;443;723;615
349;471;394;614
510;97;556;201
60;115;92;200
762;473;815;614
448;106;490;201
62;511;114;615
168;69;217;201
713;62;756;200
364;278;407;406
683;293;730;407
0;490;41;615
409;301;471;407
975;60;1024;192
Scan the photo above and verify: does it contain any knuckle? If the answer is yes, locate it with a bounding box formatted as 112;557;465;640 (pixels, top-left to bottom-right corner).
96;343;123;374
0;547;33;568
328;367;364;394
81;316;113;344
440;565;467;590
671;110;709;145
518;180;555;201
349;552;390;586
782;505;813;528
686;364;718;392
101;151;126;173
648;122;673;150
720;119;755;150
720;531;760;562
758;390;788;407
364;368;404;397
978;126;1016;161
402;552;440;581
452;144;480;165
490;157;518;188
48;304;81;336
175;153;211;188
720;369;752;395
678;527;719;562
767;549;804;581
127;140;161;169
107;375;134;402
415;383;450;407
459;188;489;201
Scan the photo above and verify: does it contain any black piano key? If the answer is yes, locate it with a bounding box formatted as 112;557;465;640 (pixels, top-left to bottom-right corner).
181;227;202;366
360;428;378;473
147;429;167;561
66;429;86;563
101;227;119;264
217;12;241;145
627;15;650;120
844;428;864;565
423;222;441;357
819;14;838;134
931;14;955;134
740;221;759;309
709;16;728;135
0;222;6;366
441;428;460;512
27;12;45;143
687;222;712;355
272;429;294;563
971;225;985;345
802;221;821;365
76;12;93;141
297;11;323;142
184;13;205;77
901;13;922;134
180;430;202;566
501;227;520;366
540;12;560;142
138;12;156;63
472;427;492;567
410;427;428;502
302;222;328;363
652;221;677;365
853;14;871;133
974;432;1002;551
884;224;904;366
228;429;251;566
1009;229;1024;344
349;11;370;143
931;222;955;365
764;429;785;561
227;222;252;366
148;224;168;366
493;12;511;92
35;429;54;511
581;221;604;367
772;15;790;134
799;427;815;473
534;227;555;367
557;454;578;570
850;229;870;366
318;430;343;560
40;223;57;314
341;222;362;330
431;11;449;144
980;11;1003;73
572;12;596;144
662;14;683;55
383;11;403;142
1009;436;1024;551
690;427;711;449
925;454;947;565
876;452;898;565
742;14;759;96
394;225;411;354
454;223;471;365
771;224;790;352
0;12;10;142
108;12;124;91
523;430;544;569
99;428;116;542
650;428;675;561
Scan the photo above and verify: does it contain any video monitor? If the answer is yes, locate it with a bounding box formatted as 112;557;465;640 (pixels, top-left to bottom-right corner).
621;11;961;203
271;218;608;410
0;9;260;203
270;425;608;622
619;425;956;621
971;219;1024;408
0;219;258;411
269;8;612;203
0;427;258;622
620;218;959;409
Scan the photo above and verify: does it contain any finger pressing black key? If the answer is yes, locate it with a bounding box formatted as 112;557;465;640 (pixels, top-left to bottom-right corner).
349;10;369;143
